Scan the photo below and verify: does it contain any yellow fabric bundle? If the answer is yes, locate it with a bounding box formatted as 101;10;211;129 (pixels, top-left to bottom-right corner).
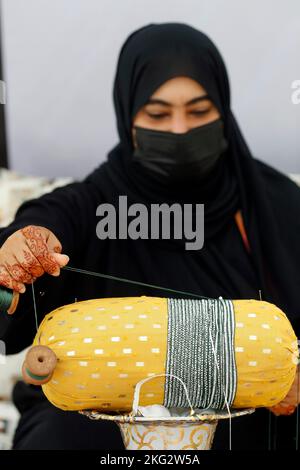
33;296;298;411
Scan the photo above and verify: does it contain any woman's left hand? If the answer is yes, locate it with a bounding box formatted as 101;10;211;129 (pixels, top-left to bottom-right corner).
268;366;300;416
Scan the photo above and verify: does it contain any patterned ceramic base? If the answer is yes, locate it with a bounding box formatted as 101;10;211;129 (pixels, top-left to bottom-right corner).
118;420;217;450
80;408;254;450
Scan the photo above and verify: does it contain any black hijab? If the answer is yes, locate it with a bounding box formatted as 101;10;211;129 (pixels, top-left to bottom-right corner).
85;22;300;326
108;23;241;242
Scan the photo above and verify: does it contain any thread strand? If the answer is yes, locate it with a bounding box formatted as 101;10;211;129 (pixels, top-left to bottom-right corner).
62;265;215;300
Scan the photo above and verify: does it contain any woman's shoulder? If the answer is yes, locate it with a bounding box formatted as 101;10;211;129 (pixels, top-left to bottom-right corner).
254;158;300;202
252;159;300;233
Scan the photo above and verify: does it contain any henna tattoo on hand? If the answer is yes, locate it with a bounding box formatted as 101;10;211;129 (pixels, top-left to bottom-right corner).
21;226;59;275
22;248;44;277
0;265;22;291
4;262;32;283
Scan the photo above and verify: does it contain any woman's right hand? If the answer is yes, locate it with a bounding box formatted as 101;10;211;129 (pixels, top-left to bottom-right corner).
0;225;69;295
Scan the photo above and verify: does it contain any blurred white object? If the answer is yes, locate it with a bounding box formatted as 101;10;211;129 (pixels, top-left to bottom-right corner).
137;405;215;418
0;402;19;450
0;168;73;227
0;349;27;400
138;405;171;418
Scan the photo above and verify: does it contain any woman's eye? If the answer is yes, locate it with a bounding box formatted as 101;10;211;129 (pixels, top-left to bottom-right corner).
146;109;210;119
191;109;209;116
147;113;168;119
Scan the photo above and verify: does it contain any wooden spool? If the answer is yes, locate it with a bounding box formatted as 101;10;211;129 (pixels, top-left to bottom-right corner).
22;345;57;385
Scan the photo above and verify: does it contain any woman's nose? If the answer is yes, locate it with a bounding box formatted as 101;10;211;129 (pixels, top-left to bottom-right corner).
169;116;190;134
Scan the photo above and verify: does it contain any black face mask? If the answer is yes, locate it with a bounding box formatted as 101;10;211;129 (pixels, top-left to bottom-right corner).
132;118;228;185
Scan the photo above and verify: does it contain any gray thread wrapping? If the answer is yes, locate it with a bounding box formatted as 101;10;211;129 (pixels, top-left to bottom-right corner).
164;297;237;409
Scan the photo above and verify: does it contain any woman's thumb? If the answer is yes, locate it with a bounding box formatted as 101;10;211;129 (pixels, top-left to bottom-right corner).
52;252;69;267
46;229;63;254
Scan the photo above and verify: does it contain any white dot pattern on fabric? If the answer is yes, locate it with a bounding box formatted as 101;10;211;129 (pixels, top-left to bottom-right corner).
136;362;144;367
49;336;55;341
139;336;148;341
91;373;100;379
67;351;75;357
94;349;104;355
57;341;65;346
248;314;256;318
119;374;128;378
83;338;93;343
111;337;120;342
151;348;160;353
275;338;282;343
263;349;272;354
124;306;133;310
153;324;161;329
84;316;93;321
249;361;257;367
71;328;80;333
79;361;88;367
107;362;116;367
123;348;132;354
97;325;107;330
236;323;244;328
146;393;154;397
262;324;270;329
235;347;244;352
112;315;120;319
249;335;257;341
139;314;147;318
125;324;134;329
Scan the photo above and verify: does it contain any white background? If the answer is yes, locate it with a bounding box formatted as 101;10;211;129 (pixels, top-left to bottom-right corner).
1;0;300;178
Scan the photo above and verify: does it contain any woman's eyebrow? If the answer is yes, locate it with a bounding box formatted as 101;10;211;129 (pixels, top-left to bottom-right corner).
145;94;210;107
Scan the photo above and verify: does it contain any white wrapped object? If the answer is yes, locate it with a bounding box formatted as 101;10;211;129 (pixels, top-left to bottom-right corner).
138;404;171;418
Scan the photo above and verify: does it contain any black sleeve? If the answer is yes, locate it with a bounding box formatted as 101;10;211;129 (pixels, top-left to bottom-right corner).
0;180;99;354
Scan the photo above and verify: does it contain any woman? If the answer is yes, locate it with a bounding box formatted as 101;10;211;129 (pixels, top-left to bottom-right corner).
0;23;299;450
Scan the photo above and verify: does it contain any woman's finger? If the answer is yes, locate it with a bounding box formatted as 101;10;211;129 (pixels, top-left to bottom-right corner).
46;230;62;254
269;403;297;416
52;252;70;267
4;254;33;285
21;226;60;276
0;264;26;293
14;246;45;279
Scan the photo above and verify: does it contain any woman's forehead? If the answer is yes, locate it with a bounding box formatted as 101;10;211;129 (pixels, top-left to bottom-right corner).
147;76;208;104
